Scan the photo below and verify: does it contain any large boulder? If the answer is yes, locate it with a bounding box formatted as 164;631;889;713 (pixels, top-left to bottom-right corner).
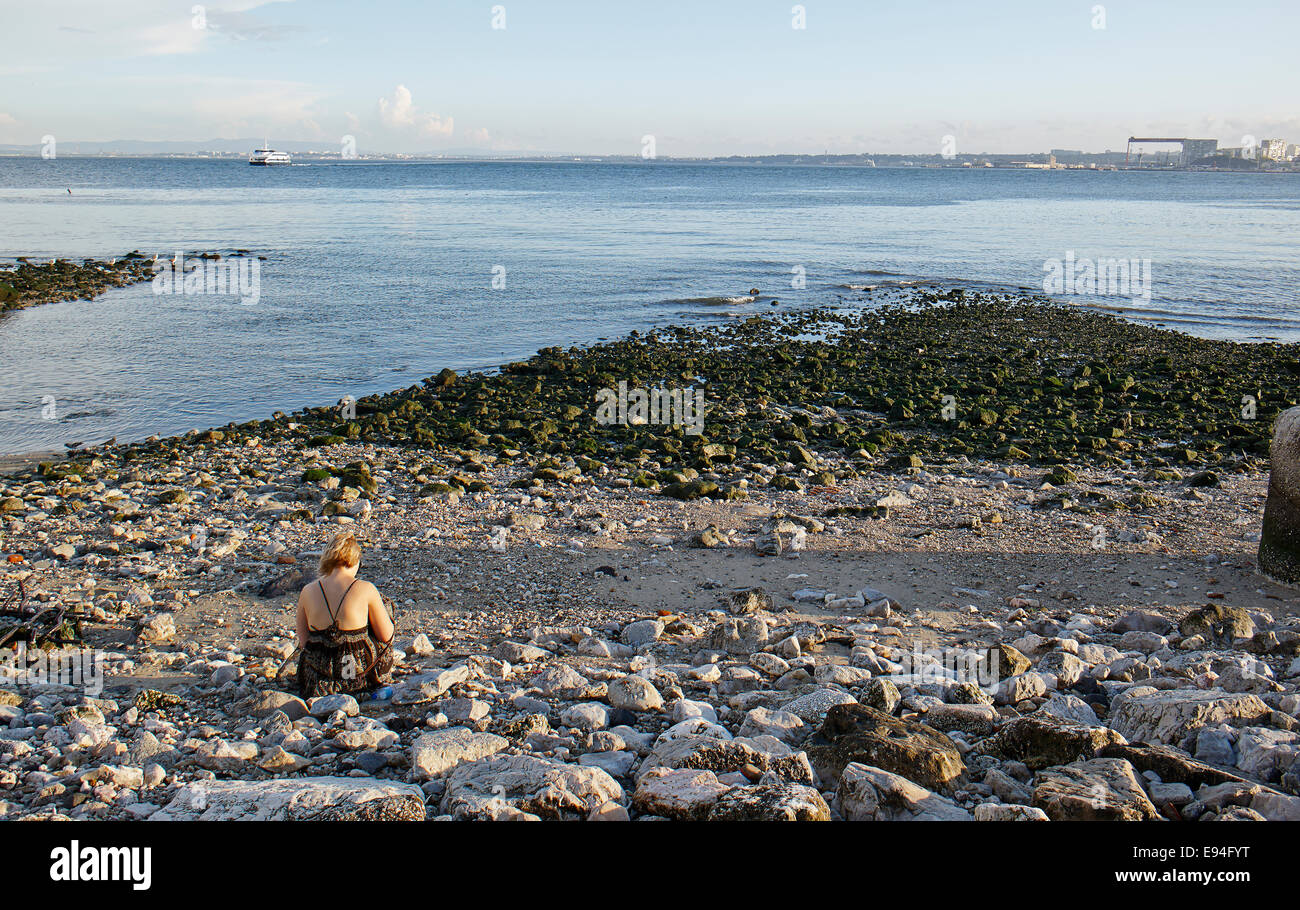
709;616;769;655
1259;406;1300;583
738;706;807;745
193;739;259;772
530;664;593;698
410;727;509;780
1035;693;1101;727
836;762;972;821
778;688;857;726
1036;651;1086;688
632;767;729;819
392;665;473;704
976;714;1126;770
154;777;425;821
981;643;1031;678
308;694;359;718
1099;742;1248;789
639;733;814;784
621;619;664;648
1234;727;1300;781
240;690;308;721
1108;687;1270;748
441;754;622;820
923;703;999;738
806;703;966;791
707;782;830;821
1032;758;1159;821
1178;604;1256;645
860;678;902;715
607;675;663;712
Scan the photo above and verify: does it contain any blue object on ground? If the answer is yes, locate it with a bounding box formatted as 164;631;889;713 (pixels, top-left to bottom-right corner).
370;685;394;701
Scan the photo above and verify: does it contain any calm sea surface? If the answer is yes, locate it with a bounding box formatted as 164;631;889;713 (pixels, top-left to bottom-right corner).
0;158;1297;454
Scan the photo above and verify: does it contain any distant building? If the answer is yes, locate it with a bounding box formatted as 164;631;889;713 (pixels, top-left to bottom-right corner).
1287;144;1300;160
1181;138;1218;164
1260;138;1288;161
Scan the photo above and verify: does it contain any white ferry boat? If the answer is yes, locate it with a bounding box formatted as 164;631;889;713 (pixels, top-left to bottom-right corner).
248;145;291;166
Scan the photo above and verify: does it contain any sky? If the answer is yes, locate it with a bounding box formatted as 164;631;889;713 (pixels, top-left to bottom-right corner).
2;0;1298;156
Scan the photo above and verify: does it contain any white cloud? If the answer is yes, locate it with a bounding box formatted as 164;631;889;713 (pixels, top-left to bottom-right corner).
1;0;298;60
68;74;330;142
137;19;208;56
183;77;327;139
378;85;454;137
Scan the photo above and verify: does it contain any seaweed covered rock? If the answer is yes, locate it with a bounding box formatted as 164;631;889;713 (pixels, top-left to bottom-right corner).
1178;603;1256;645
1260;406;1300;583
806;703;966;791
975;714;1125;770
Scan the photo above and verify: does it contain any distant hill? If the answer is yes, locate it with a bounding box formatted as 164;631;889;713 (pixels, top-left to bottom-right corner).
0;139;511;157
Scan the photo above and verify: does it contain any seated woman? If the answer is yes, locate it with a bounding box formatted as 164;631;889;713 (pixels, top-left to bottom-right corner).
295;532;395;699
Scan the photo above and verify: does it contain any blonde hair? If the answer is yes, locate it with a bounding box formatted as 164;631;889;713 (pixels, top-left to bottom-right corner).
319;533;361;574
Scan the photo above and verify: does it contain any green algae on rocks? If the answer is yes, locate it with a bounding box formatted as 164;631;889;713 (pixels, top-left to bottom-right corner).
42;291;1299;496
0;253;160;315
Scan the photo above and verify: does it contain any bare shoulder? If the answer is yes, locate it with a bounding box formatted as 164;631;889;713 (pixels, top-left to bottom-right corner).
355;579;382;599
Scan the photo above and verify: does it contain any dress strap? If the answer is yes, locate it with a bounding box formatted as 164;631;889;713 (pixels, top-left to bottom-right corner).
316;580;334;624
310;578;361;632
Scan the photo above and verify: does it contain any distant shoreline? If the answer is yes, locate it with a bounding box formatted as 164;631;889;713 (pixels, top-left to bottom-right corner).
1;153;1296;175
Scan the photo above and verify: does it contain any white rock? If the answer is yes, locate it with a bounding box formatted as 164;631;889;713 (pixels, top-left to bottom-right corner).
411;728;509;780
994;672;1049;706
578;750;636;778
779;688;857;725
409;633;435;656
155;776;425;821
837;762;971;821
194;739;260;771
738;706;806;745
607;675;663;712
671;699;718;725
1036;693;1102;727
632;766;729;820
308;694;360;718
973;804;1049;821
560;702;610;732
1108;688;1270;746
440;753;623;820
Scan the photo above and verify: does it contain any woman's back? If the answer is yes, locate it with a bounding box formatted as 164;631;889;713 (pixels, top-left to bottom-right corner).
301;575;376;632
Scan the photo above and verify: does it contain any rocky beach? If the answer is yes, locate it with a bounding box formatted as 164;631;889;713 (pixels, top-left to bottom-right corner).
2;289;1299;822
